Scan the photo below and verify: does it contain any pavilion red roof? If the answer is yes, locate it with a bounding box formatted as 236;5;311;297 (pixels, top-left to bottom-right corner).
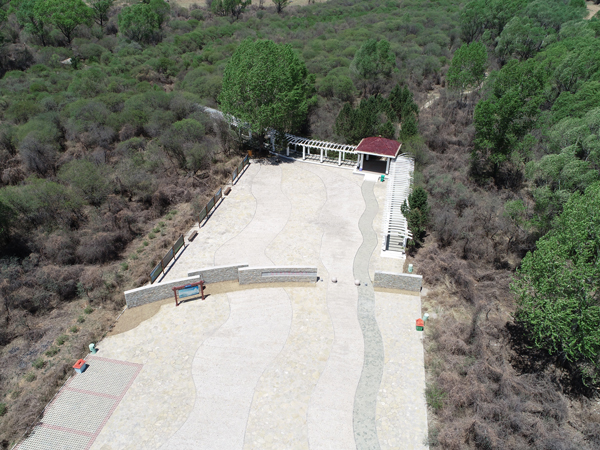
355;137;402;158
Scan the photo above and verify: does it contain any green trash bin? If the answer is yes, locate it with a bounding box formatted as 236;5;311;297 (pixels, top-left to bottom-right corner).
380;175;385;182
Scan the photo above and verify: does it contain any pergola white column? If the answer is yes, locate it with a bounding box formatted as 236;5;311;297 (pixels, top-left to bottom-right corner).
320;147;324;163
338;151;342;166
286;143;290;156
359;153;364;170
386;157;390;174
302;145;306;160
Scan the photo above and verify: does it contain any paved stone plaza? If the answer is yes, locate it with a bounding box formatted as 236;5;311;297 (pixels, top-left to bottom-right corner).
24;159;428;450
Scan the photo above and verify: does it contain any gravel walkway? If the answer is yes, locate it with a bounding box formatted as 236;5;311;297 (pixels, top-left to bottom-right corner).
353;180;385;450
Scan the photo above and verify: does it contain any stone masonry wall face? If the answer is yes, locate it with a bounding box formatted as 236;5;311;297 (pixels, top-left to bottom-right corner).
124;276;200;308
373;271;422;292
238;266;318;285
187;264;249;283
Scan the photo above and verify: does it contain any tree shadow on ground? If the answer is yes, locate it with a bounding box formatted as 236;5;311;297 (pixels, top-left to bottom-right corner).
506;321;597;398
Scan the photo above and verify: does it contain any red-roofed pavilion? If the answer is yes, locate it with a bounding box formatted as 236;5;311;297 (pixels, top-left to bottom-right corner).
355;137;402;174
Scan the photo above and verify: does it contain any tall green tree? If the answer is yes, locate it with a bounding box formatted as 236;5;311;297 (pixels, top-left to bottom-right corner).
118;1;164;43
211;0;251;20
512;182;600;383
219;39;314;143
89;0;114;28
447;41;487;95
272;0;291;13
351;39;396;95
473;59;546;181
334;95;396;144
11;0;49;46
388;84;418;122
495;16;548;62
44;0;93;44
401;186;430;246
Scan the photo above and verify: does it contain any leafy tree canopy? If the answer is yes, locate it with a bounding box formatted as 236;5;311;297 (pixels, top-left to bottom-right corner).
512;182;600;383
447;41;487;93
351;39;396;95
118;0;169;44
89;0;114;28
401;186;430;246
219;38;314;140
43;0;93;44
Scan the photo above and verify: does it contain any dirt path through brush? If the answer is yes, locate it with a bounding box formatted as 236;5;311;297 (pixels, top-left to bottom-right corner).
587;1;600;19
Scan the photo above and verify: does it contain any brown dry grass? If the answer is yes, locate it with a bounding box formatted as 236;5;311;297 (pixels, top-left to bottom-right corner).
410;90;600;448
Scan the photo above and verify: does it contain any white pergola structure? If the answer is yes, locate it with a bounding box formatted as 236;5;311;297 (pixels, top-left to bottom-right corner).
285;135;357;166
354;137;403;175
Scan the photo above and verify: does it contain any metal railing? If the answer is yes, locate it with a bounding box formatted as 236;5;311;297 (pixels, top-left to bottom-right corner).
198;155;249;225
150;234;185;284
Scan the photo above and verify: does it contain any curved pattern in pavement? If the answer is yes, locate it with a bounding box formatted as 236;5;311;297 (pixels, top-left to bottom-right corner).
215;162;291;267
161;288;292;450
304;165;366;450
244;164;333;449
353;180;384;450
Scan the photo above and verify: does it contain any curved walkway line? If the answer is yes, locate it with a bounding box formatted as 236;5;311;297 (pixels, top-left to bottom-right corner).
215;162;291;267
244;164;333;449
160;288;292;450
353;180;384;450
304;165;365;450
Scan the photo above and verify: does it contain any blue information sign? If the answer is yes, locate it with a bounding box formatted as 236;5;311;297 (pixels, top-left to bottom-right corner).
178;285;200;299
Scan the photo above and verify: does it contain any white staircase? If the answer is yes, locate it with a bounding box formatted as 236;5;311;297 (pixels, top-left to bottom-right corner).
381;155;414;256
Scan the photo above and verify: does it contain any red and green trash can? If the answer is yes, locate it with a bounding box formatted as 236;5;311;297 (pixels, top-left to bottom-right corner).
416;318;424;331
73;359;88;374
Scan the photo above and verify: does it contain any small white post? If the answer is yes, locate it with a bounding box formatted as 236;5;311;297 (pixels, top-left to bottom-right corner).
338;151;342;166
386;158;390;174
366;154;369;160
302;145;306;160
286;144;289;156
359;153;364;170
320;147;324;163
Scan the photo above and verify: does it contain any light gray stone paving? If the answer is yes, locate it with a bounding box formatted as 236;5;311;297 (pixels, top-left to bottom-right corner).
242;164;333;450
161;162;260;282
375;291;428;449
353;180;384;450
302;164;366;450
161;288;292;450
89;296;230;450
215;161;291;267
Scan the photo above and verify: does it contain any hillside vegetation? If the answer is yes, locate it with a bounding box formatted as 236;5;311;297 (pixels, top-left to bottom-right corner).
0;0;598;448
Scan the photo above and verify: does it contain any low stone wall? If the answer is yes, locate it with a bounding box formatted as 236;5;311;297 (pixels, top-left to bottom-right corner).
188;264;248;283
238;266;318;285
373;271;422;292
124;276;200;308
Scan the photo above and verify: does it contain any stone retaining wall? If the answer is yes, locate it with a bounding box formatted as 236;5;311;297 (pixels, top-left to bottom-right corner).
238;266;318;285
373;271;422;292
124;276;200;308
124;265;319;308
188;264;248;283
